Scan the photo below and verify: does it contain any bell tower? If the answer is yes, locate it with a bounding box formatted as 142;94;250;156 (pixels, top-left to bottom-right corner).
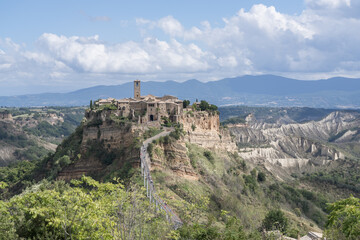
134;80;141;99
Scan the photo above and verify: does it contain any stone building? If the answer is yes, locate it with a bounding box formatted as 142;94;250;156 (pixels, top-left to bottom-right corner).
96;80;184;124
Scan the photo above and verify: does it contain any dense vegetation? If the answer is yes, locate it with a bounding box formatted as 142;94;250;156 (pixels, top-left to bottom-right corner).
24;121;75;138
45;125;84;179
325;196;360;239
191;100;218;114
303;162;360;194
0;176;172;239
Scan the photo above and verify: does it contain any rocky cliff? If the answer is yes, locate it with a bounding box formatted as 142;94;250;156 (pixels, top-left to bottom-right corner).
181;111;236;152
228;111;360;178
57;109;146;180
150;139;198;180
54;108;238;181
149;111;237;179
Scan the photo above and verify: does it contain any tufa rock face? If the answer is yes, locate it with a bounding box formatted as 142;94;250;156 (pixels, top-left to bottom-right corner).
149;110;237;179
181;111;236;152
57;110;146;181
151;140;198;180
58;108;237;180
181;111;219;132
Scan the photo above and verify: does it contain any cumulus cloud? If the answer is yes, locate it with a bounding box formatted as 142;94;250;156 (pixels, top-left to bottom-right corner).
144;3;360;75
157;16;184;37
2;0;360;95
37;33;212;73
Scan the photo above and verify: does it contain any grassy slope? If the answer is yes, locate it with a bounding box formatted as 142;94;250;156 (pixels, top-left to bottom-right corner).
149;138;331;237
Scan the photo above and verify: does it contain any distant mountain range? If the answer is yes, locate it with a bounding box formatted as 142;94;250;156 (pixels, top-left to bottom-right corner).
1;75;360;108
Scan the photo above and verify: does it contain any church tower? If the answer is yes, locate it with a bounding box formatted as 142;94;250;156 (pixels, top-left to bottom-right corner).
134;80;141;99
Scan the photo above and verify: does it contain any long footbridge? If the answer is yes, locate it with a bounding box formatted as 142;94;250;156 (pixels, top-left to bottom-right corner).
140;128;183;229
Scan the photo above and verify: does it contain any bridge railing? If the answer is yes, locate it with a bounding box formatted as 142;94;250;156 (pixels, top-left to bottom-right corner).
140;137;183;229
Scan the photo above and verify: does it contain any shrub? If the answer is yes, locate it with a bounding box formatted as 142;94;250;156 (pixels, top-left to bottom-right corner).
203;150;214;164
163;135;170;144
169;126;183;140
100;103;117;110
57;155;71;168
262;209;288;233
243;174;257;192
147;143;154;158
257;171;266;182
199;100;218;113
239;160;247;171
183;100;190;108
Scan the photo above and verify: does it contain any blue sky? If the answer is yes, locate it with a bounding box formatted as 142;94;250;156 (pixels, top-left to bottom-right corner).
0;0;359;95
1;0;305;45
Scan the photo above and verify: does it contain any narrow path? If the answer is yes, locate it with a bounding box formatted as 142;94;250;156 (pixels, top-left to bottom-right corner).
140;127;183;229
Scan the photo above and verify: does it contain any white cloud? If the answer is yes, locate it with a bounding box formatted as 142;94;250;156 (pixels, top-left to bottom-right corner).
157;16;184;37
305;0;360;17
37;33;212;74
305;0;351;9
0;63;11;70
1;0;360;95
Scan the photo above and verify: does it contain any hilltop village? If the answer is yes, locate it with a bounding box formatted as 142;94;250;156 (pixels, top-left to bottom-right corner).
94;80;184;124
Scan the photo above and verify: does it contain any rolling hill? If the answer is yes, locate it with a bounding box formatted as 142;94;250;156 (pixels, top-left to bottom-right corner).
1;75;360;108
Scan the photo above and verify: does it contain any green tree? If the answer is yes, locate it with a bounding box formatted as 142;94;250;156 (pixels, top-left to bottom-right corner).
0;201;18;239
199;100;210;111
0;176;172;240
325;196;360;240
209;104;218;111
183;100;190;108
262;209;288;234
197;100;218;113
90;100;93;109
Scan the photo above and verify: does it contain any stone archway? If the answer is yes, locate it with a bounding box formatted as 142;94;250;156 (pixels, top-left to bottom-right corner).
150;115;154;121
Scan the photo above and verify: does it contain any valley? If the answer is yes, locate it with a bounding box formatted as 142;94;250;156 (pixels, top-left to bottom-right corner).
0;103;359;239
0;107;85;166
